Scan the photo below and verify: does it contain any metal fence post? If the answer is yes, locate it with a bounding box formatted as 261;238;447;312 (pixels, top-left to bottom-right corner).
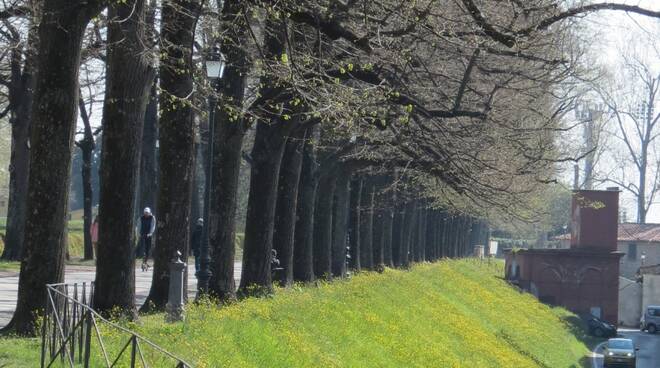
166;251;186;322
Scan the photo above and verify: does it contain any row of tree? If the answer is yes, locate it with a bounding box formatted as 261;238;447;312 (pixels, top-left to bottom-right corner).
1;0;660;335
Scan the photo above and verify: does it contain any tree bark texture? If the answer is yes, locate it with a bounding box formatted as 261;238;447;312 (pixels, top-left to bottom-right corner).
401;202;416;268
416;208;427;262
359;179;374;270
77;97;95;261
238;16;293;295
331;171;351;278
273;128;306;286
348;178;362;271
372;208;385;269
313;173;336;280
439;212;448;258
208;0;251;301
94;0;156;315
139;82;159;214
382;207;394;267
392;207;404;267
293;127;318;282
143;0;201;310
2;19;36;261
4;0;104;335
240;119;291;293
426;211;437;261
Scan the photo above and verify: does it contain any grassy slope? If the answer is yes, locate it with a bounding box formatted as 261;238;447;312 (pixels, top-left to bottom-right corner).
0;260;593;367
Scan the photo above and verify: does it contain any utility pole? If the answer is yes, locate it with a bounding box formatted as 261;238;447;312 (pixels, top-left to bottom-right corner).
575;102;604;190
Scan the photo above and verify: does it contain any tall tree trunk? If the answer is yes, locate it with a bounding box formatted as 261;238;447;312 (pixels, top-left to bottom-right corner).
208;129;245;299
2;18;36;261
426;210;437;262
382;206;394;268
3;0;104;335
439;212;448;259
417;207;427;262
463;217;473;256
392;207;404;267
239;119;291;294
410;206;419;263
135;81;158;259
449;216;459;258
293;127;318;282
208;0;250;301
94;0;156;315
348;178;362;271
2;94;31;261
77;97;95;261
401;202;416;268
139;82;159;213
313;173;336;280
238;16;292;296
331;171;351;278
359;179;374;270
143;0;201;310
372;208;385;269
273;128;306;286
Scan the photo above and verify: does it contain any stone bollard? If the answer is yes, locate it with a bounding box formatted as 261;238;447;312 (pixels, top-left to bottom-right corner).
474;245;485;260
165;251;186;323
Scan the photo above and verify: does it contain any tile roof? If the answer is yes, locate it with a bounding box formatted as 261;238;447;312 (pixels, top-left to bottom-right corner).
552;223;660;243
618;223;660;243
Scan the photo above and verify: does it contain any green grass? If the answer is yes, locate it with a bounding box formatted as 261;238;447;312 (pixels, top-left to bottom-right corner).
0;260;20;272
0;259;595;367
0;230;84;261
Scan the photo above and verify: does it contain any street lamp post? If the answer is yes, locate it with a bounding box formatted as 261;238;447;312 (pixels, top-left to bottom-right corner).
197;46;226;298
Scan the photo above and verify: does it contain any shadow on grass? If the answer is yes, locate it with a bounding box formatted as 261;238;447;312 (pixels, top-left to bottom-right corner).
561;315;605;368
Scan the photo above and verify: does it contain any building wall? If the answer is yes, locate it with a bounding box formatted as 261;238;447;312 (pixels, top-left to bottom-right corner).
618;242;660;279
642;275;660;314
618;277;642;327
505;250;622;325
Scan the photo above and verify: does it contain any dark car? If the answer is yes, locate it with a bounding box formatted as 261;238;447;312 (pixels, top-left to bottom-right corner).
603;338;637;367
587;316;617;338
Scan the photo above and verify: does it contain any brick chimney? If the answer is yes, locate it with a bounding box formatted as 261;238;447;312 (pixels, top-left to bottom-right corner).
570;189;619;252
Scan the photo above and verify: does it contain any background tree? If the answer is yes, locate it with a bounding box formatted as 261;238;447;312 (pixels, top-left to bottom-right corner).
596;41;660;224
3;0;108;335
94;0;156;315
0;3;36;260
143;0;202;310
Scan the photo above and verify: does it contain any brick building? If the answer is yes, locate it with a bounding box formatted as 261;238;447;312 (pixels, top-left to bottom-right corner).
504;189;624;325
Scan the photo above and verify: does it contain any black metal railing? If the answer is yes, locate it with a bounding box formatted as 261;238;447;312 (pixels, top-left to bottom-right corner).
41;282;192;367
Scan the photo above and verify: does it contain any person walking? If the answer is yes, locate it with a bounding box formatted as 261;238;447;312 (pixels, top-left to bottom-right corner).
90;215;99;258
140;207;156;271
191;218;204;275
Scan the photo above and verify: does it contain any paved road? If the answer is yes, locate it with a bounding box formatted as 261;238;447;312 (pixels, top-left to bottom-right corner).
0;262;242;328
592;329;660;368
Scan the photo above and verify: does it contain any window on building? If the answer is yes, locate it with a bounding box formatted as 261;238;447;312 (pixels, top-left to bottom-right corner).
628;243;637;260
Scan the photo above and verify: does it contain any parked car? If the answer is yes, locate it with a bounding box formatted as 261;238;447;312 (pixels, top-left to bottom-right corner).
640;305;660;334
603;338;637;368
586;316;617;338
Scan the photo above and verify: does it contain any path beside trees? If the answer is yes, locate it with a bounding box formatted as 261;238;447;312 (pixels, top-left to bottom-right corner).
0;262;242;328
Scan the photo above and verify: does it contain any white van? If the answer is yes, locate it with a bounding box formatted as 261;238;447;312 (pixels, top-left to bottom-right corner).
640;305;660;334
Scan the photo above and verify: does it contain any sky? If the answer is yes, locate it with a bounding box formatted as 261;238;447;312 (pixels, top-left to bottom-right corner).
559;0;660;223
